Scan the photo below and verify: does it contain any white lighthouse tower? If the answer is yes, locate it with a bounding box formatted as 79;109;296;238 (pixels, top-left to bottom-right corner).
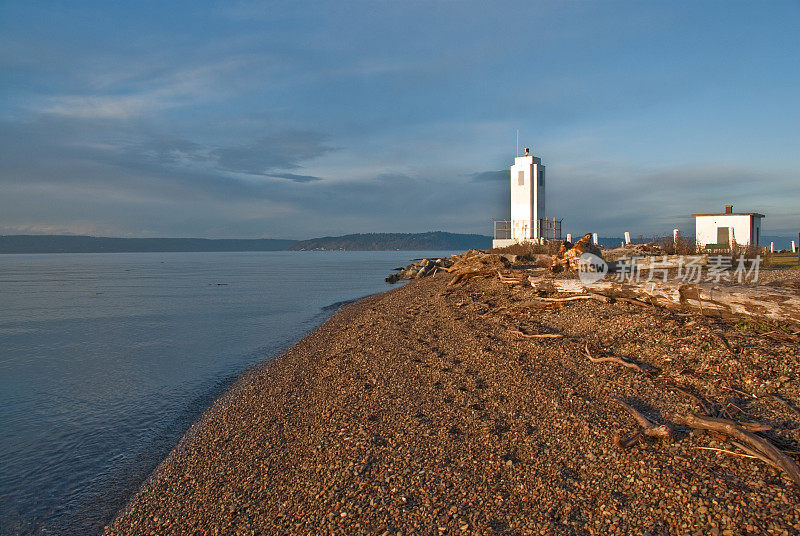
493;148;556;248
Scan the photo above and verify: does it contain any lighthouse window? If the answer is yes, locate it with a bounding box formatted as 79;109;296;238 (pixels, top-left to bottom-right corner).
517;171;524;185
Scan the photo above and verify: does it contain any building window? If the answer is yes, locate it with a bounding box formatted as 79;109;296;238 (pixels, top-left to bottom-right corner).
518;171;524;186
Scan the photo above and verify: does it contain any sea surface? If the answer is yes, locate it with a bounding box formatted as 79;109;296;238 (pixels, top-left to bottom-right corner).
0;251;451;535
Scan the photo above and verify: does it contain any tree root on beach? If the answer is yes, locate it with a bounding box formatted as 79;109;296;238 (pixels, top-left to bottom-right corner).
680;414;800;487
613;398;675;449
584;342;653;374
610;389;800;488
671;387;777;433
658;385;800;486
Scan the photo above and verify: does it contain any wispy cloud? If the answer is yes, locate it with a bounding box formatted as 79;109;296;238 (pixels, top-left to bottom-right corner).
264;172;323;183
37;57;266;119
42;94;171;119
212;131;334;176
0;116;332;191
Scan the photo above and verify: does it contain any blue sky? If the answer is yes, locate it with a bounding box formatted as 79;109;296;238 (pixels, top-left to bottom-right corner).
1;1;798;239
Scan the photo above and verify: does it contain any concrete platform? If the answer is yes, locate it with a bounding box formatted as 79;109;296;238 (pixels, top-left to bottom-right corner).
492;239;518;249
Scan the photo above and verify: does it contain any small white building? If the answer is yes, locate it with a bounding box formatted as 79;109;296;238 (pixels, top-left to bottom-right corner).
493;149;559;248
693;205;764;249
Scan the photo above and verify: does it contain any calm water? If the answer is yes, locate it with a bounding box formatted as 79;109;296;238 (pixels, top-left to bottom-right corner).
0;251;448;535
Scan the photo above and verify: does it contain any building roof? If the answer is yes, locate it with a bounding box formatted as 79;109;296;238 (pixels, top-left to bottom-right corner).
692;212;765;218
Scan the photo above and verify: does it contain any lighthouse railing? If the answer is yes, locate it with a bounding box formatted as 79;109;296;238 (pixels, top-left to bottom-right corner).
493;220;512;240
538;218;562;241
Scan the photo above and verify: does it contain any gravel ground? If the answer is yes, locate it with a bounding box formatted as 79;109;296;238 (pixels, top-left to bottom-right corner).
105;270;800;536
757;268;800;288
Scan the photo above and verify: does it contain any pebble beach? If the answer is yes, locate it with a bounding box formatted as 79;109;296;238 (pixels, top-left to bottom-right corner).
105;270;800;536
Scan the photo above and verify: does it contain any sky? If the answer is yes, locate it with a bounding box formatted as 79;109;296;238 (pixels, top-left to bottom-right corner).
1;1;798;239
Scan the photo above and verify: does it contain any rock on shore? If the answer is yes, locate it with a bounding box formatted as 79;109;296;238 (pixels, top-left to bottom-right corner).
385;256;453;283
106;271;800;535
386;250;517;284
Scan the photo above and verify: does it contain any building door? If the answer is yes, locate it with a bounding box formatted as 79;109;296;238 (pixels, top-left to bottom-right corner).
717;227;729;245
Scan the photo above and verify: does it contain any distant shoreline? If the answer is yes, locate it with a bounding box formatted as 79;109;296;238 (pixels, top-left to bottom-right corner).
0;232;492;254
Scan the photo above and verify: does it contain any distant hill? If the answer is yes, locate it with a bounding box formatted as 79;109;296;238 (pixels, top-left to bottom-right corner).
0;235;296;254
287;232;492;251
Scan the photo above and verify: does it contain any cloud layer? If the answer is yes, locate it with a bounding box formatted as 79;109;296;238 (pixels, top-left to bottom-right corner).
1;1;798;238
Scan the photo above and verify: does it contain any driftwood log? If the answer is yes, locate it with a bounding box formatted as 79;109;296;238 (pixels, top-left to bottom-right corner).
529;277;800;326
